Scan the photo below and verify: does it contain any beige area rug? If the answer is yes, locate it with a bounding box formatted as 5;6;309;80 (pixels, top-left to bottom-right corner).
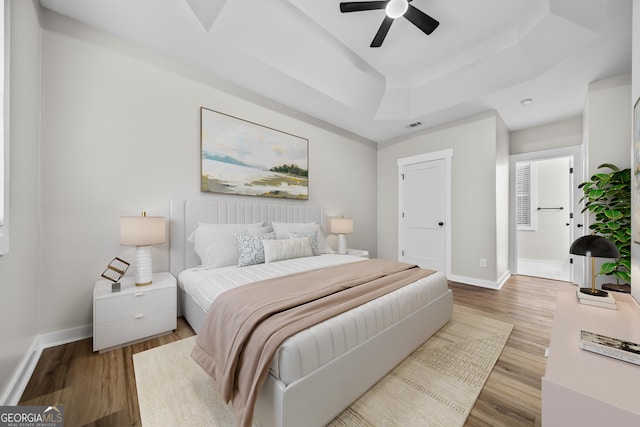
134;305;513;427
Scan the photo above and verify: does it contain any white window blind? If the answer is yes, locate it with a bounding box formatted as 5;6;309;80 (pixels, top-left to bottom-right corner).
516;162;537;231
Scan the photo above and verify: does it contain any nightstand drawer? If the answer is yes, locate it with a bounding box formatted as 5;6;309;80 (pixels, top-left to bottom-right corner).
95;287;175;324
93;307;176;351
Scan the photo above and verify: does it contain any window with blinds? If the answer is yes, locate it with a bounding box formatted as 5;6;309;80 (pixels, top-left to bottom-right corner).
516;162;537;231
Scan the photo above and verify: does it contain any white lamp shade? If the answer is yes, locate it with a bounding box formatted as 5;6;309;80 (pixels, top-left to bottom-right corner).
120;216;166;246
331;218;353;235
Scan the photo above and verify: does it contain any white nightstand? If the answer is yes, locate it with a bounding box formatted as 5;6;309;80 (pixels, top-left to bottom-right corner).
93;272;177;352
347;249;369;258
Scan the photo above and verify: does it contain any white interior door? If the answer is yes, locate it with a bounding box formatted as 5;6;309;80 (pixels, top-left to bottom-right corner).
399;158;446;271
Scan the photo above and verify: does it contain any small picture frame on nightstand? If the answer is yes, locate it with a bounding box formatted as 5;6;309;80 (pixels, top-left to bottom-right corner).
101;257;130;292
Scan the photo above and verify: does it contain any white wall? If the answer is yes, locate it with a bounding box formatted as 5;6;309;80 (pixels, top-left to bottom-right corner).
584;74;632;288
495;115;510;277
586;74;632;175
517;157;571;262
377;111;507;287
34;10;377;334
510;116;583;155
631;0;640;305
0;0;42;403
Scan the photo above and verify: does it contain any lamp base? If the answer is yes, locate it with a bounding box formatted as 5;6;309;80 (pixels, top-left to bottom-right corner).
135;246;154;286
337;234;347;255
579;287;609;297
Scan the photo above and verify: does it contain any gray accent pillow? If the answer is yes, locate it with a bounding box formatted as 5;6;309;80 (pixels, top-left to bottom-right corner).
234;232;276;267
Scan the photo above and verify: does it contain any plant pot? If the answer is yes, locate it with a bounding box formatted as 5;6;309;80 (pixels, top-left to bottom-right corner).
601;283;631;294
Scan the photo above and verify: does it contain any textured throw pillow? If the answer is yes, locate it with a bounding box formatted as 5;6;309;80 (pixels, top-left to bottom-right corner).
263;237;314;263
234;232;276;267
272;222;334;254
288;231;320;256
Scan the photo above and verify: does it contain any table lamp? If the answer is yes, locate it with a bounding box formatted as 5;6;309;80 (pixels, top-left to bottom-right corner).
569;235;620;297
120;212;166;286
331;217;353;255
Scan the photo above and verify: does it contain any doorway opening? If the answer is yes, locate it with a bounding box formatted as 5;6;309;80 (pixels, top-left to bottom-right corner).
515;157;571;281
509;146;584;284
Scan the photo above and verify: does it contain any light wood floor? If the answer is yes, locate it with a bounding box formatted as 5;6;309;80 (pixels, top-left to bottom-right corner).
19;274;559;427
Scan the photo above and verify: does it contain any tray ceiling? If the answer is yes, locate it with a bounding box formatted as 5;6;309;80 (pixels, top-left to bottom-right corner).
39;0;632;142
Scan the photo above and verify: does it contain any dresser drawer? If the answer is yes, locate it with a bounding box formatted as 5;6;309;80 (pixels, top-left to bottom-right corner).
95;287;175;324
93;307;176;351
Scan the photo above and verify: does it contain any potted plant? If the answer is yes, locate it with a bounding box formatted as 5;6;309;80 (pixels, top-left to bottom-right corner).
578;163;631;289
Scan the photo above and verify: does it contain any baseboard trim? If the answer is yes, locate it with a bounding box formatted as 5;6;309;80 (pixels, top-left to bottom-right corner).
496;271;511;289
1;324;92;406
448;271;511;290
38;324;92;349
0;337;42;406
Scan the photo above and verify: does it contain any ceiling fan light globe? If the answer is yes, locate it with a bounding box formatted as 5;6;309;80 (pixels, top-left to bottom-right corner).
386;0;408;19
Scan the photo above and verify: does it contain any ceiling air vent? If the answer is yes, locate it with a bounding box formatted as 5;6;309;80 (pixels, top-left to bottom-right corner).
406;121;422;129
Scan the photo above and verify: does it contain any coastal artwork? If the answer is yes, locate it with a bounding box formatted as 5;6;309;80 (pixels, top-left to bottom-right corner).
200;108;308;200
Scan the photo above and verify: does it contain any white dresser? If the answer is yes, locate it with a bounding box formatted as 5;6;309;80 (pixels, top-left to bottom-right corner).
542;283;640;426
93;272;177;352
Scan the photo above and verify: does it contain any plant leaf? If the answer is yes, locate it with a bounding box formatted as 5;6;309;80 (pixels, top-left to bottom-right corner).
600;262;617;274
598;163;620;172
613;271;631;283
588;189;605;199
604;209;623;220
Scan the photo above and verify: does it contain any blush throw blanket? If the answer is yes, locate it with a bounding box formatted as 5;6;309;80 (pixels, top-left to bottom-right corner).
191;258;436;427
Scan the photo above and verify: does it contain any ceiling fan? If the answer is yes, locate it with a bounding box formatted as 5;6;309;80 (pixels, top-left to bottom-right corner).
339;0;439;48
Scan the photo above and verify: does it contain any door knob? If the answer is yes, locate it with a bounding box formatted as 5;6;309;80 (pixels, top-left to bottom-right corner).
438;222;444;226
577;224;583;228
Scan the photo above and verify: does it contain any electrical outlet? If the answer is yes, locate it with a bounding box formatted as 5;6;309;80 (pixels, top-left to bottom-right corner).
480;258;487;268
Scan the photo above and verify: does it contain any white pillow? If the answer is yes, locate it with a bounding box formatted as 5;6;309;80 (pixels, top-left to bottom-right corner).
234;232;276;267
187;223;262;244
288;231;319;256
247;226;272;236
272;222;334;254
263;237;314;263
198;222;264;228
188;224;249;268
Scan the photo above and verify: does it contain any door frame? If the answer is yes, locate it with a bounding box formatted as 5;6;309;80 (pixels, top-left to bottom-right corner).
397;148;453;277
509;145;585;284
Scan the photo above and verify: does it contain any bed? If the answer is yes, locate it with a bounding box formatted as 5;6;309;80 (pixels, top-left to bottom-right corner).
169;200;453;427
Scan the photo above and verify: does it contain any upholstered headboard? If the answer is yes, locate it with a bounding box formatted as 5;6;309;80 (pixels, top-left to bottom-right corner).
169;200;325;277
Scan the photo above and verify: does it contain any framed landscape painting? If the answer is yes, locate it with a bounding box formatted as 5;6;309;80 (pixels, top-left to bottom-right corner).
200;108;309;200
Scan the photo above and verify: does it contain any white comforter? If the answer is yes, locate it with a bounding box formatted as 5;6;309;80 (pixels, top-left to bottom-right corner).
179;255;449;385
178;254;364;309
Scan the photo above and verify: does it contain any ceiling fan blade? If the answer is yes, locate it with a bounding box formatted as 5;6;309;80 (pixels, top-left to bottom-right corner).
340;1;389;13
404;4;439;35
371;16;394;47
